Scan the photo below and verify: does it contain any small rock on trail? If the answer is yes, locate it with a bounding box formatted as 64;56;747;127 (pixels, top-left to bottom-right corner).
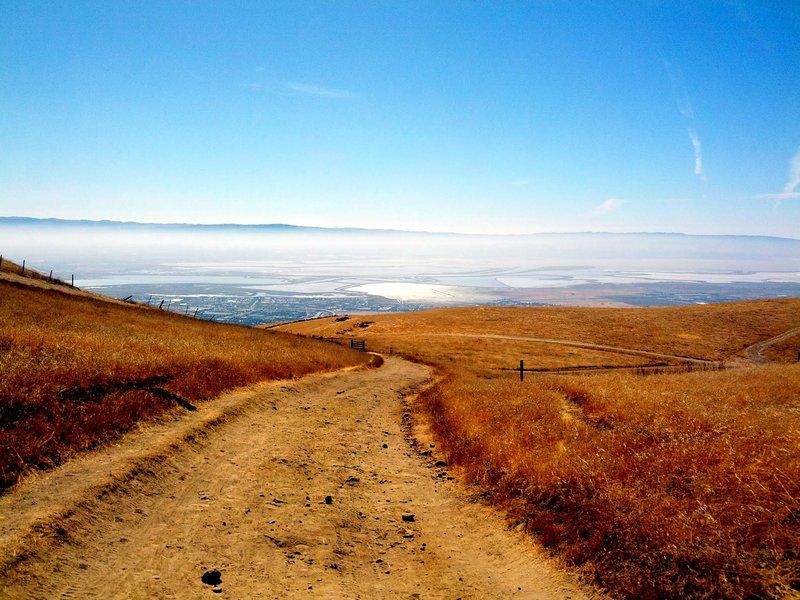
0;356;598;599
201;569;222;586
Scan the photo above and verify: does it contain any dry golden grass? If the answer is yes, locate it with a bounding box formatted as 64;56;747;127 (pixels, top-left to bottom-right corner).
763;331;800;363
281;300;800;598
0;278;372;491
298;330;665;375
421;365;799;598
282;300;800;361
0;256;72;286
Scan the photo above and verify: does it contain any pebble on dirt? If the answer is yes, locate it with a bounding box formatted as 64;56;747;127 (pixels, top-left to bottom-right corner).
201;569;222;586
401;513;415;522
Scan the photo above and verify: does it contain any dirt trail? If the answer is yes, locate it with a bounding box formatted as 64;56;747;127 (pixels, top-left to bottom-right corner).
0;357;596;599
436;332;714;364
743;326;800;364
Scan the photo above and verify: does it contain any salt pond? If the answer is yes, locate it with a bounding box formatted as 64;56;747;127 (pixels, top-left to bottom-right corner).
3;221;799;323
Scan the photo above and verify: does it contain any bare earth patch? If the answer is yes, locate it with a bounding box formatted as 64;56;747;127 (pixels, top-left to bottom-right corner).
0;357;598;599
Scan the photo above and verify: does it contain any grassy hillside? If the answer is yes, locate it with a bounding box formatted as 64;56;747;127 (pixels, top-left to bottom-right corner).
279;300;800;363
279;301;800;599
0;273;373;491
0;256;55;281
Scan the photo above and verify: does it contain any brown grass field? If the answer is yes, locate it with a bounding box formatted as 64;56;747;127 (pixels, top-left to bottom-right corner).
278;300;800;599
0;256;58;283
763;332;800;363
0;267;373;492
279;301;800;364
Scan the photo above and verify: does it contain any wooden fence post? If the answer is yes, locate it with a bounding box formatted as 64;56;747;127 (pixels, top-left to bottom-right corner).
71;274;74;287
21;260;25;276
48;269;53;282
158;299;165;309
519;359;524;382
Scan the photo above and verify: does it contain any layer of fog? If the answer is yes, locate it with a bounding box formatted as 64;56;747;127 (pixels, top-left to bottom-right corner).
2;223;799;302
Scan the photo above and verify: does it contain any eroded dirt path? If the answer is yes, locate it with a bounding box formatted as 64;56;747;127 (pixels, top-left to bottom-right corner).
743;325;800;364
0;357;595;599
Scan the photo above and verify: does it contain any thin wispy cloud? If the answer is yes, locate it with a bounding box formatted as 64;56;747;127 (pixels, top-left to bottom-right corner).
284;82;355;99
785;150;800;195
753;149;800;201
664;60;705;179
589;198;624;217
688;128;703;176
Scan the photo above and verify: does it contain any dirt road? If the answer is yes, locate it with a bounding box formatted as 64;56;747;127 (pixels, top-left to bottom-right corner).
436;332;715;364
0;356;595;599
743;325;800;364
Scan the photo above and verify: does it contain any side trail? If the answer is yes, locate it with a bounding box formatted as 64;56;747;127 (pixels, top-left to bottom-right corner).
0;356;597;599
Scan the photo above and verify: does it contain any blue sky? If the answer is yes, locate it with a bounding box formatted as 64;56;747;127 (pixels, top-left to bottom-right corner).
1;1;799;236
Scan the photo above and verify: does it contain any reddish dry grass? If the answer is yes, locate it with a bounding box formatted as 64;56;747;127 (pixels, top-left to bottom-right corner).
420;365;800;598
763;331;800;363
0;257;68;285
282;300;800;361
283;301;800;598
0;279;371;491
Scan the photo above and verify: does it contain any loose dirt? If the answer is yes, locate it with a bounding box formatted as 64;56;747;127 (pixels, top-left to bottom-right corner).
0;356;597;599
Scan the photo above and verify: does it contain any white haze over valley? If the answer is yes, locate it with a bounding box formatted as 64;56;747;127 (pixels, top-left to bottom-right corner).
2;219;799;323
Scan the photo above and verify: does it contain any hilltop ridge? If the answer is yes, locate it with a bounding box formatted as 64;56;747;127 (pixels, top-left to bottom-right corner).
3;215;800;241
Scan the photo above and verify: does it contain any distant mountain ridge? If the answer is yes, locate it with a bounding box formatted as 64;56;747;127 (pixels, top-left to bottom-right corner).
2;216;798;243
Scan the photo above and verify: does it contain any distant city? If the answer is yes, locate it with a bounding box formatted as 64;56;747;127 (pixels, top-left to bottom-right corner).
88;280;800;326
3;218;799;325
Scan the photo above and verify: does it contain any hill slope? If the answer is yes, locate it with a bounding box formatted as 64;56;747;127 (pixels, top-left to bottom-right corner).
0;267;372;491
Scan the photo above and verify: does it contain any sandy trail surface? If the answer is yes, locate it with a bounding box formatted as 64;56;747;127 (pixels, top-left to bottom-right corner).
0;356;595;599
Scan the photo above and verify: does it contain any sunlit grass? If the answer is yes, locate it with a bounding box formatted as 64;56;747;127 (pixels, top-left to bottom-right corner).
0;278;372;491
335;333;665;374
282;300;800;598
420;365;800;598
281;300;800;361
762;330;800;363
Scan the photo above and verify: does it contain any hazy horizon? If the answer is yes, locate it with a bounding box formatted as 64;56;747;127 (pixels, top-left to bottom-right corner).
2;215;800;241
3;217;799;323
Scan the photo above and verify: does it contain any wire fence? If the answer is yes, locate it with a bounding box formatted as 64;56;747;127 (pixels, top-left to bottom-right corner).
509;358;726;380
0;254;219;321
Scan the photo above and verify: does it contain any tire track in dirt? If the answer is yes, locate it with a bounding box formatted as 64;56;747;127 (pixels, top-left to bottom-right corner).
0;357;598;599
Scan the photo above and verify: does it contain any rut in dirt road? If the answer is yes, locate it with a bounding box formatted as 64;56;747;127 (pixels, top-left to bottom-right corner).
0;356;597;599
